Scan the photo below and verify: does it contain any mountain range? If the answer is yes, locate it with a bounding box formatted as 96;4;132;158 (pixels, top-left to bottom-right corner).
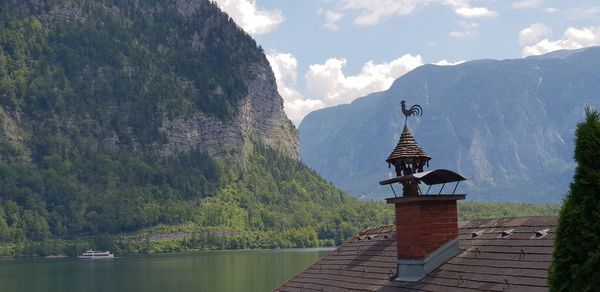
299;47;600;203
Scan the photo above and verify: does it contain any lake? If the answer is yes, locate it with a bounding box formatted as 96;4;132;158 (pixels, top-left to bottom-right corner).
0;248;332;292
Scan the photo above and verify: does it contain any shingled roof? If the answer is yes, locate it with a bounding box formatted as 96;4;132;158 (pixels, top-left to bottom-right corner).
386;125;431;164
274;216;556;292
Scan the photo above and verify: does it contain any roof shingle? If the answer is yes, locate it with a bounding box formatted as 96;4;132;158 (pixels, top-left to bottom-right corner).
386;125;431;164
275;216;557;292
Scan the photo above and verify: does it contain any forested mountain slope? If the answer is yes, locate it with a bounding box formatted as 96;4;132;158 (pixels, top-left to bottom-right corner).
0;0;298;160
300;48;600;203
0;0;391;255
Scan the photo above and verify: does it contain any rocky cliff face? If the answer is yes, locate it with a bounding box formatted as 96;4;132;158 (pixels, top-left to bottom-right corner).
0;0;298;162
0;109;27;159
161;63;299;161
153;0;299;161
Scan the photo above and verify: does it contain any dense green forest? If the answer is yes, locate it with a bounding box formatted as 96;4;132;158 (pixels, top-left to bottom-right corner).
0;144;395;256
458;202;559;221
0;0;264;147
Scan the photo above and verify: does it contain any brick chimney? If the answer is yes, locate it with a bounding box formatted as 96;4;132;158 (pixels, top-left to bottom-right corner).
385;195;465;281
379;101;467;281
390;195;463;259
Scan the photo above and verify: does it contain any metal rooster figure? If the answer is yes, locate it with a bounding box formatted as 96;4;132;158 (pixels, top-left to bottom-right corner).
400;100;423;124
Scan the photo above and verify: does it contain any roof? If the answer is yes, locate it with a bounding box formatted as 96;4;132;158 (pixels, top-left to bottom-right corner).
274;216;556;292
379;169;468;186
386;125;431;164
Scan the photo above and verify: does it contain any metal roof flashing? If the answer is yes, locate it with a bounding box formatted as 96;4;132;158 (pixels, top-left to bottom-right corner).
394;238;460;282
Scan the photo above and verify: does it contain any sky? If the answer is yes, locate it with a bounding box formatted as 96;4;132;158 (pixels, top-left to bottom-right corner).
212;0;600;125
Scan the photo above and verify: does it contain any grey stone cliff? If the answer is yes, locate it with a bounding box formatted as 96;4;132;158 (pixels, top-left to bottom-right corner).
161;62;299;161
3;0;300;163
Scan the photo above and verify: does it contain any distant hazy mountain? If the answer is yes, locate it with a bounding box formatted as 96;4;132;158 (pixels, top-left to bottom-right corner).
299;47;600;203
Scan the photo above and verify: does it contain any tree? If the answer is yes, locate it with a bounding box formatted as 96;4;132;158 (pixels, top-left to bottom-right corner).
549;106;600;292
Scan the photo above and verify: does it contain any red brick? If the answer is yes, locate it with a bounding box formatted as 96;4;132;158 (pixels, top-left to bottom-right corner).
394;197;459;259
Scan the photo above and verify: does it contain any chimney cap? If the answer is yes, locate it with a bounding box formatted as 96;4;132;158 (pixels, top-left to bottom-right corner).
386;125;431;164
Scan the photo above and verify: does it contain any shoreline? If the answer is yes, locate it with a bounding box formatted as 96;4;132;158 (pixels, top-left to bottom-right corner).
0;254;69;261
0;246;336;261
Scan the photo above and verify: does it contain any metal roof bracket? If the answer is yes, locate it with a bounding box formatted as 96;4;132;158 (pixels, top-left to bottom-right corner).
452;181;460;194
438;182;446;195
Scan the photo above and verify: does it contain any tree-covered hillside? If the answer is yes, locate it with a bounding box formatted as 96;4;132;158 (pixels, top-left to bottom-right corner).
0;143;394;256
0;0;392;256
0;0;269;150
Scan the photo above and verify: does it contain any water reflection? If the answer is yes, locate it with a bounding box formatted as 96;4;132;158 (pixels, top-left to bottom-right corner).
0;248;332;292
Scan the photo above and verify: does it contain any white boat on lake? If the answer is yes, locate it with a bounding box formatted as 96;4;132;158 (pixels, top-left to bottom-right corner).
77;250;114;259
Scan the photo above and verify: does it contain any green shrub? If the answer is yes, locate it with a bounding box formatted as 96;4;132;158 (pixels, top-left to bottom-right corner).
549;107;600;292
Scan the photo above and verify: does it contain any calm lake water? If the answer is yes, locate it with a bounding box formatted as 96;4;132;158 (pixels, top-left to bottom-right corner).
0;248;332;292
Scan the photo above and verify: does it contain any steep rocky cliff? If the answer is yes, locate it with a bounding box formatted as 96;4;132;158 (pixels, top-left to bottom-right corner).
0;0;298;162
161;63;298;161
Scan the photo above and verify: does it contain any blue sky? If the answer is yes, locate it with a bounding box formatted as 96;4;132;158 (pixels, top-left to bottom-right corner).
213;0;600;125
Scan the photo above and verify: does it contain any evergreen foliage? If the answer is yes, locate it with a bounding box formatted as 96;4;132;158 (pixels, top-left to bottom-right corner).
0;144;394;256
458;202;559;221
0;0;396;256
0;0;264;147
549;106;600;292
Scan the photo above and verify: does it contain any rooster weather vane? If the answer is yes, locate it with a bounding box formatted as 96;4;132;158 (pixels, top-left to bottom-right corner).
400;100;423;124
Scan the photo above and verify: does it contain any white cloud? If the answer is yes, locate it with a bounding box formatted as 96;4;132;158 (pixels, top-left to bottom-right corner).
268;52;469;124
267;51;298;92
267;52;424;124
337;0;496;26
519;23;551;45
543;7;559;13
323;10;344;31
512;0;543;9
569;6;600;19
459;20;478;29
455;7;497;18
450;20;478;38
339;0;426;26
266;51;325;125
284;99;326;125
433;59;465;66
213;0;284;35
305;55;423;106
522;26;600;56
449;30;475;38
